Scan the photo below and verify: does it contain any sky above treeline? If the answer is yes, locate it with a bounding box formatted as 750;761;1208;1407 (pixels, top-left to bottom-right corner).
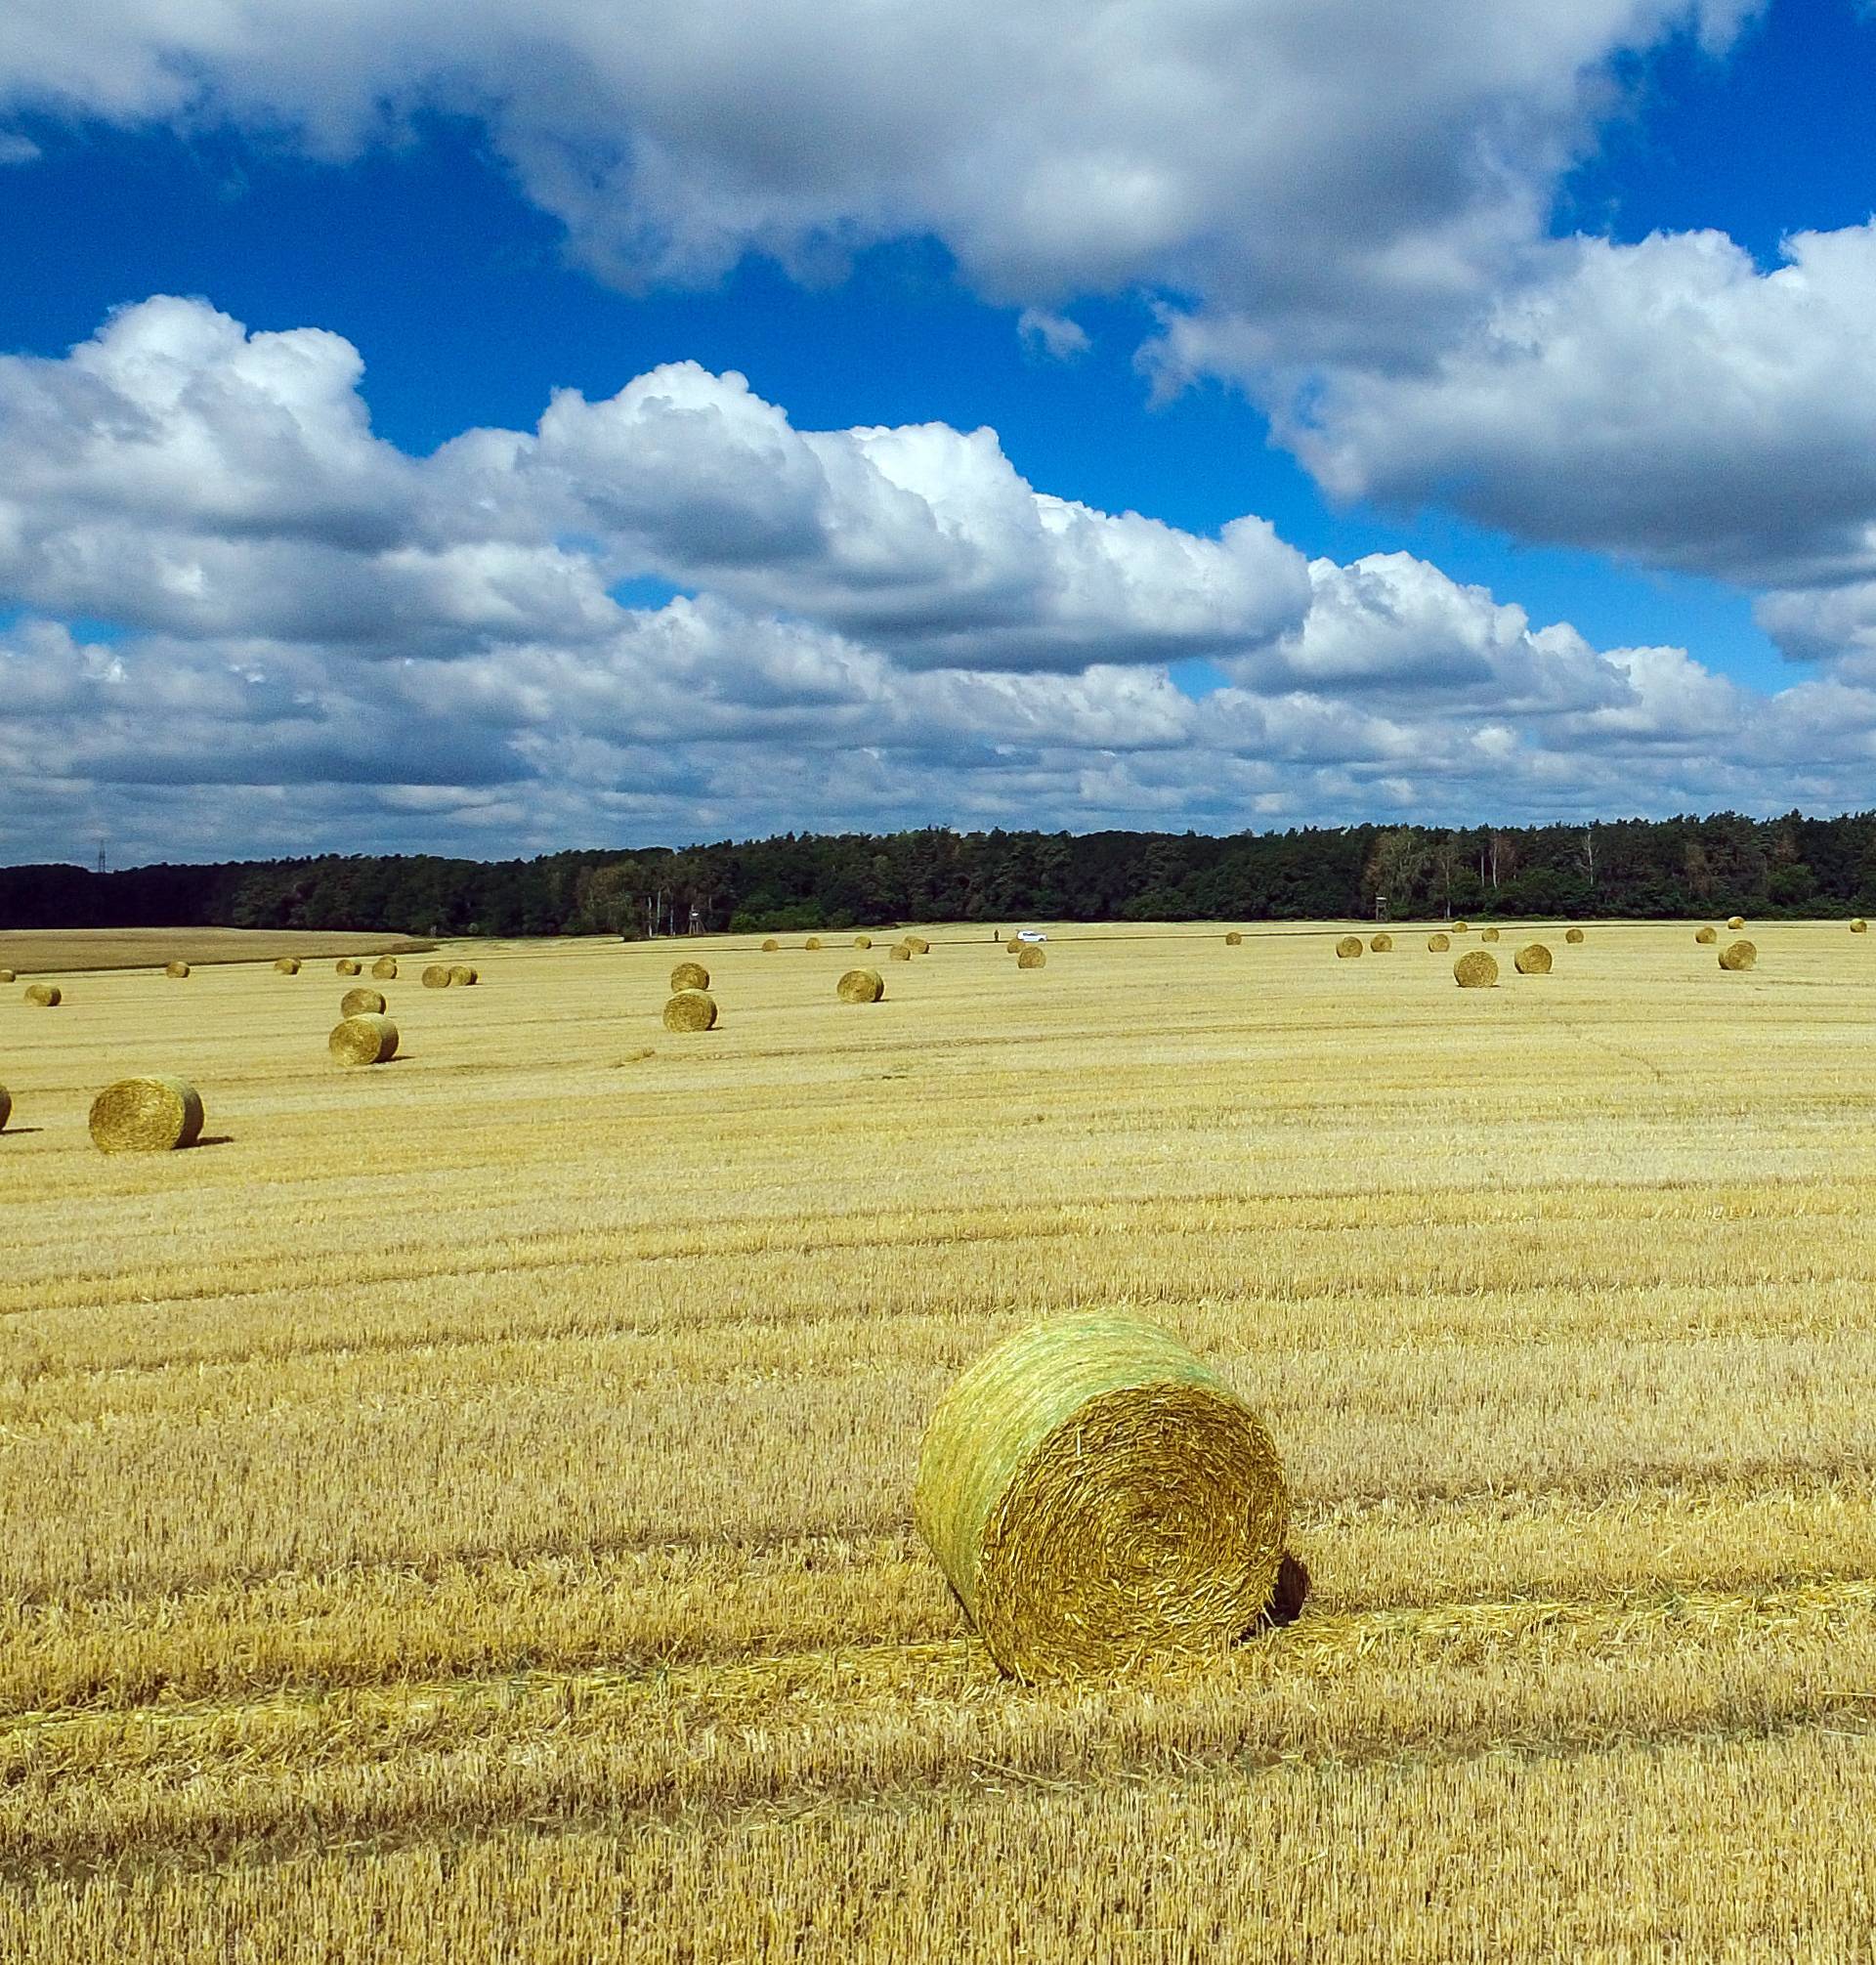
4;0;1876;864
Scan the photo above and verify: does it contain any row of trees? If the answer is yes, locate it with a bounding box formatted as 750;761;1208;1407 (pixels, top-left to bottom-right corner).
5;812;1876;937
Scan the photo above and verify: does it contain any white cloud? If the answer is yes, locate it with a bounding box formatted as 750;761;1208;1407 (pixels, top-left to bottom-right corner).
0;131;39;164
1017;309;1090;361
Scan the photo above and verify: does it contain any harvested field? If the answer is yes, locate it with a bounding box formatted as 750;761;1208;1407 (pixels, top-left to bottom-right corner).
0;928;431;977
3;918;1876;1958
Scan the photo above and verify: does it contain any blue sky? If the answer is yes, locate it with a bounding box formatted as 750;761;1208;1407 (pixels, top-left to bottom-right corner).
3;0;1876;861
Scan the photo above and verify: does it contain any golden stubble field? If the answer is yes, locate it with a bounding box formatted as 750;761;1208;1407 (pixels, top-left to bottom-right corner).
3;918;1875;1961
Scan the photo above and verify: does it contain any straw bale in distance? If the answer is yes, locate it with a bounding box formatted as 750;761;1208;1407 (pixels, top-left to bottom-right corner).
421;963;451;989
836;967;884;1003
913;1312;1289;1682
1224;931;1243;946
336;959;362;976
1016;944;1046;969
273;957;301;975
448;965;478;986
804;936;823;950
1335;935;1363;958
890;943;914;961
371;957;399;980
0;1085;10;1131
1451;921;1469;934
329;1013;399;1065
1454;950;1498;989
1369;932;1393;952
906;935;931;954
1514;943;1553;975
669;961;710;993
88;1076;204;1153
761;938;780;952
1728;916;1746;931
1480;926;1500;942
23;984;60;1006
662;989;718;1032
340;987;387;1018
1720;938;1758;971
164;961;191;979
1853;918;1868;934
1565;927;1586;944
1003;936;1023;953
854;935;873;949
0;968;12;983
1426;933;1450;952
1695;925;1718;944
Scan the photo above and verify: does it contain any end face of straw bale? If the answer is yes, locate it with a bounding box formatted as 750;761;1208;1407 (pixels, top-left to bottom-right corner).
1564;927;1586;944
853;935;873;949
1727;916;1746;931
0;968;13;983
669;961;710;993
913;1313;1289;1682
804;936;823;950
1454;950;1498;989
1015;945;1046;969
1480;926;1500;942
337;958;362;975
371;957;399;980
1853;918;1868;934
1426;933;1450;952
421;963;451;989
889;943;914;961
273;957;301;975
89;1076;204;1152
1451;921;1469;933
836;967;884;1003
1224;930;1244;946
1335;935;1363;958
1514;942;1553;975
23;983;60;1006
1369;932;1393;952
163;961;191;979
1719;938;1758;971
761;938;781;952
340;987;387;1018
662;989;718;1031
448;965;478;987
329;1013;399;1064
1695;925;1718;944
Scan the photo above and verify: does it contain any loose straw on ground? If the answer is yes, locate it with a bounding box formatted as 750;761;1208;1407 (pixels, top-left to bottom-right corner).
913;1312;1289;1682
669;961;709;993
340;987;386;1018
329;1014;399;1064
1454;951;1498;988
1720;938;1758;971
88;1077;204;1152
1514;943;1553;975
662;990;717;1031
837;968;884;1003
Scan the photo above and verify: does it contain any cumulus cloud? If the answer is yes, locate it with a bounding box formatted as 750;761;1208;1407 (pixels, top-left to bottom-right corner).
1017;310;1090;361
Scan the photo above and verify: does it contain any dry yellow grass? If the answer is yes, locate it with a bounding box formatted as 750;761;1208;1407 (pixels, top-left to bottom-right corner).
4;918;1876;1957
0;929;428;977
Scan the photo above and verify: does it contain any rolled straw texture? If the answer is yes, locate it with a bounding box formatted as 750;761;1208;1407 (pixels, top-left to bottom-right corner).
890;944;914;961
669;961;710;993
1426;934;1450;952
371;958;399;981
340;987;387;1018
336;959;362;976
1695;925;1718;945
329;1014;399;1065
1514;943;1554;975
761;939;781;952
854;935;873;949
88;1076;203;1153
23;984;60;1006
1369;933;1392;952
1720;939;1758;971
273;958;301;975
1481;927;1500;943
662;990;718;1032
1454;951;1498;989
0;969;12;983
164;961;191;979
804;937;823;951
448;965;478;987
1335;936;1363;959
1016;945;1046;969
1452;921;1470;933
1003;936;1023;953
421;964;451;989
913;1313;1288;1682
1565;927;1586;944
1853;919;1868;934
906;936;931;955
836;968;884;1004
1728;917;1746;931
1224;931;1243;946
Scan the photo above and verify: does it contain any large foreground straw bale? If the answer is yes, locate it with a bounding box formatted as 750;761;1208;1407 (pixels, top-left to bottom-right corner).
1016;945;1046;969
340;987;387;1018
371;957;399;981
23;984;60;1006
1454;951;1498;989
1720;938;1758;971
890;943;914;961
1728;916;1746;931
1335;935;1363;959
448;965;478;987
836;967;884;1003
1369;932;1393;952
662;990;718;1031
1514;943;1554;975
336;959;362;976
669;961;709;993
1565;927;1586;944
164;961;191;979
913;1313;1289;1682
88;1076;203;1152
1224;931;1243;946
1480;926;1500;942
1853;918;1868;934
329;1014;400;1064
273;958;301;975
1695;925;1718;944
1426;933;1450;952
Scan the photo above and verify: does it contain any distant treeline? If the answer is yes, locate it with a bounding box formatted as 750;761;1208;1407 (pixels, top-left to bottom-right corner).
4;811;1875;937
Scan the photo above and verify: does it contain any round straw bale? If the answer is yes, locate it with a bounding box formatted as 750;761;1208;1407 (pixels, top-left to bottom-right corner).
906;935;931;955
371;957;399;981
1016;944;1046;969
669;961;710;993
1853;918;1868;934
23;984;60;1006
1514;942;1553;975
662;989;718;1032
0;1085;10;1131
1480;926;1500;942
852;935;872;949
890;943;914;961
1695;924;1718;944
761;938;780;952
329;1013;399;1064
336;958;362;976
1369;932;1393;952
1003;936;1023;953
164;961;191;979
836;967;884;1003
88;1076;203;1153
1564;927;1586;944
1452;920;1470;933
1426;933;1450;952
804;936;823;950
1720;938;1758;971
1335;935;1363;959
421;963;451;989
0;968;13;983
273;957;301;975
1727;916;1745;931
1224;930;1243;946
448;965;478;987
340;987;387;1018
1454;950;1498;989
913;1313;1288;1682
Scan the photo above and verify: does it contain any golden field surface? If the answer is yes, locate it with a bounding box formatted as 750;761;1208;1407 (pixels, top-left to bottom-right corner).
3;918;1876;1960
0;925;433;975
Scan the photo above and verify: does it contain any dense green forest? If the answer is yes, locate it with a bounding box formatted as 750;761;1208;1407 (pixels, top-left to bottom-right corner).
4;812;1875;937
